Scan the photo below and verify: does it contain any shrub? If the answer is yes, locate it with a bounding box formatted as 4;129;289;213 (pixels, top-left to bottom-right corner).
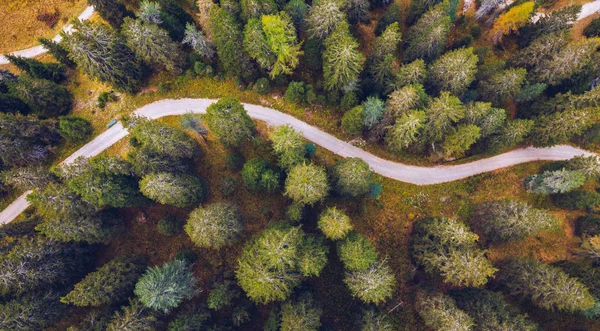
157;216;183;236
98;91;117;109
318;207;353;240
253;77;271;94
552;190;600;210
241;158;280;192
584;18;600;37
270;125;306;169
58;116;92;142
185;202;244;249
340;92;359;111
287;203;304;223
194;61;215;77
284;81;306;104
342;106;364;135
305;142;317;158
134;260;196;313
369;183;383;200
338;232;378;271
207;282;240;310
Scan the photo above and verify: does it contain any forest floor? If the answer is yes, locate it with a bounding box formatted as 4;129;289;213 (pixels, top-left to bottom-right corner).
0;0;87;53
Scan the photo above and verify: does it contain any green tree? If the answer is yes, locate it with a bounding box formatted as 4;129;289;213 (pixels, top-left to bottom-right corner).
240;0;276;20
58;116;92;142
346;0;370;24
207;281;240;310
488;119;534;152
386;110;426;153
553;190;600;210
362;96;386;130
241;158;281;191
0;291;64;330
533;107;596;146
441;124;481;158
375;2;402;35
63;20;142;92
385;84;428;118
318;207;353;240
452;288;538;331
524;168;586;194
478;68;527;105
415;288;474;331
5;55;66;83
270;125;306;169
39;38;75;66
138;0;162;24
89;0;131;27
185;202;244;249
306;0;345;39
323;21;365;91
412;217;497;287
429;47;478;96
338;231;378;271
61;258;143;307
471;200;558;242
167;305;210;330
344;260;396;304
106;299;158;331
423;92;465;145
360;309;394;331
497;258;595;312
132;120;198;159
463;102;506;137
210;7;255;80
205;97;255;148
9;75;72;118
35;209;116;244
284;163;329;205
122;18;183;73
280;293;322;331
135;259;197;313
395;59;428;87
140;173;203;208
331;157;373;197
404;1;451;62
236;223;328;303
341;105;365;135
3;166;54;191
182;22;215;61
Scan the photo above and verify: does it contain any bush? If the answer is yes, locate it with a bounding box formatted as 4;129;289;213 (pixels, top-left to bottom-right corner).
342;106;364;135
287;203;304;223
58;116;92;142
284;81;306;104
253;77;271;94
207;282;240;310
241;158;280;192
584;18;600;37
340;92;359;111
576;216;600;236
158;82;171;92
305;142;317;158
157;216;183;236
470;25;482;38
194;61;214;77
552;190;600;210
98;92;117;109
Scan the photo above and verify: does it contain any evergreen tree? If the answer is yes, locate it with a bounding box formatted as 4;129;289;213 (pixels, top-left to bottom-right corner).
210;7;255;80
488;119;533;152
58;115;92;142
385;84;428;121
106;299;158;331
452;288;539;331
518;5;581;47
0;291;64;330
284;163;329;205
240;0;277;21
236;223;328;303
463;102;506;137
490;2;534;44
285;0;309;31
39;38;75;66
89;0;131;27
524;168;586;194
395;59;428;87
138;0;162;24
122;18;183;73
375;2;402;36
35;209;116;244
423;92;465;145
346;0;370;24
306;0;345;40
497;258;595;312
185;202;244;249
362;96;386;130
135;259;197;313
415;288;474;331
530;38;600;85
470;200;558;242
205;97;255;148
182;22;215;61
241;158;281;192
280;293;322;331
441;124;480;158
140;172;203;207
323;21;365;91
360;309;395;331
342;105;365;135
331;157;373;197
404;1;451;62
2;166;54;191
63;20;142;92
270;124;306;169
9;75;72;118
338;231;378;271
386;110;426;153
61;258;144;307
344;260;396;304
412;217;497;287
5;55;66;83
132;120;198;159
429;47;478;96
566;155;600;179
318;207;353;240
207;281;240;310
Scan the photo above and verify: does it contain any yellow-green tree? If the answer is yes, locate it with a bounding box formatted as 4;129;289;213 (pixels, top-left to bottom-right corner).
491;2;534;44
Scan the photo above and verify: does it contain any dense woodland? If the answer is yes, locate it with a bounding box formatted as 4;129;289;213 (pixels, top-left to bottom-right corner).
2;0;600;329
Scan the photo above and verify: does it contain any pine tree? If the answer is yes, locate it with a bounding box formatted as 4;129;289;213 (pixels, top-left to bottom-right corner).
138;0;163;24
360;309;395;331
270;124;306;169
441;124;480;158
106;299;157;331
306;0;345;40
122;18;183;73
89;0;132;27
210;7;255;80
135;260;197;313
240;0;277;21
331;157;373;197
0;291;64;330
318;207;353;240
63;20;142;92
423;92;465;145
185;202;244;249
280;293;322;330
346;0;370;24
386;110;426;153
470;199;558;242
524;168;586;194
2;166;54;191
415;288;474;331
205;97;255;148
323;21;365;91
344;260;396;304
532;107;595;146
9;75;72;117
497;258;595;312
284;163;329;205
463;102;506;137
140;172;203;207
429;47;478;96
338;231;378;271
182;22;215;60
132;120;198;159
5;54;66;83
404;1;451;62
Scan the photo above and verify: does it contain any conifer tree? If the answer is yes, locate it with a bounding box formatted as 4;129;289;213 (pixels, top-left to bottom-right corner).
323;21;365;91
429;47;478;96
404;1;451;62
89;0;132;28
415;288;474;331
306;0;345;40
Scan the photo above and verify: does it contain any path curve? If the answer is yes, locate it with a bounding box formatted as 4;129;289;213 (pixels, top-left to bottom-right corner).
0;98;596;223
0;6;95;65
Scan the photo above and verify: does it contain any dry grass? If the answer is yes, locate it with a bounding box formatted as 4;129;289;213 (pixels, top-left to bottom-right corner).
0;0;88;53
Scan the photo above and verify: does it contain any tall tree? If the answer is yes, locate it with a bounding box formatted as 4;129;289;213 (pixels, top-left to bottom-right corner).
63;20;142;92
5;55;66;83
280;293;322;330
139;172;203;207
122;18;183;73
429;48;478;96
344;260;396;304
185;202;244;249
338;231;378;271
135;260;197;313
39;38;75;66
386;110;426;153
441;124;480;158
323;21;365;91
404;0;451;62
331;158;373;197
497;258;595;312
270;124;306;169
532;107;596;146
423;92;465;145
205;97;255;148
9;75;72;118
182;22;215;61
284;163;329;205
106;299;157;331
240;0;277;21
305;0;345;40
0;291;64;330
132;120;198;159
463;102;506;137
415;288;474;331
524;168;586;194
470;200;558;242
89;0;132;27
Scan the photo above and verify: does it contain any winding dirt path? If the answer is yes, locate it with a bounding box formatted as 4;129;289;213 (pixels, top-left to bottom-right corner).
0;98;595;223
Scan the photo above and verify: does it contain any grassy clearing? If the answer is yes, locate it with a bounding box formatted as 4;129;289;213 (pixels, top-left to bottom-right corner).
0;0;88;53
